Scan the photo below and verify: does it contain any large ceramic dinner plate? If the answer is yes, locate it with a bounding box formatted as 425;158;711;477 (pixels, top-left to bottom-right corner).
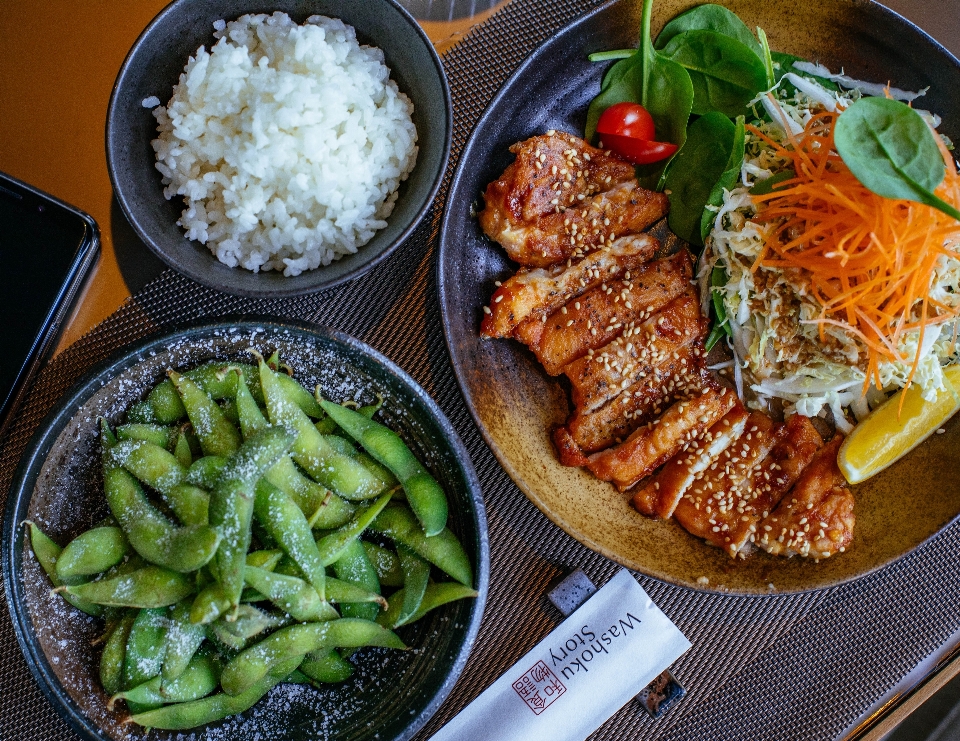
439;0;960;594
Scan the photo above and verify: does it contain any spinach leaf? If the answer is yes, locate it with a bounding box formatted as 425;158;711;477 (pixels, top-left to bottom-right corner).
585;55;643;141
660;30;767;118
700;116;746;241
834;96;960;222
655;3;763;58
663;111;742;247
584;0;693;182
705;264;732;351
750;168;795;196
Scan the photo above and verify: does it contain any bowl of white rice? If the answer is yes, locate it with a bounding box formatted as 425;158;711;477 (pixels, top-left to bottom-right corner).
106;0;451;297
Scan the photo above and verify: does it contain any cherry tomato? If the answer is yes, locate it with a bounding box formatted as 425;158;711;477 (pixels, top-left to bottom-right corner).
599;132;678;165
596;102;656;141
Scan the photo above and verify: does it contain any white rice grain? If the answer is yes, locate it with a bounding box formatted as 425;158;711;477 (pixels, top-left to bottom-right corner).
150;12;418;276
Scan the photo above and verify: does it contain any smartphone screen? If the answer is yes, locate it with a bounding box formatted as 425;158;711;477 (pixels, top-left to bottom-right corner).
0;177;98;430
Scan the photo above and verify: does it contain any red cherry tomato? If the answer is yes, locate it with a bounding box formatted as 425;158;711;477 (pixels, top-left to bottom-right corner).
599;132;678;165
596;102;656;141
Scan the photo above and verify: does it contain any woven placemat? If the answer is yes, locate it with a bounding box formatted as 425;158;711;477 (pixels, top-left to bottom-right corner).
3;0;960;739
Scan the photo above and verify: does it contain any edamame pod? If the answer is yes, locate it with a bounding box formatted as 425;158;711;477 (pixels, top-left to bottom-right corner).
260;359;389;500
244;565;337;622
173;430;193;468
220;618;405;696
146;362;263;425
100;611;135;695
318;400;448;536
64;565;195;608
253;479;327;600
378;581;479;629
209;426;296;611
122;607;169;692
107;439;209;526
25;521;103;616
395;545;430;627
237;373;354;529
116;423;175;449
128;673;282;730
361;541;404;588
315;492;393;567
103;465;219;572
298;649;354;684
332;539;381;622
126;400;158;424
323;576;386;607
162;600;207;681
111;649;218;708
55;527;128;582
169;370;242;457
369;504;473;587
186;455;227;490
211;605;288;651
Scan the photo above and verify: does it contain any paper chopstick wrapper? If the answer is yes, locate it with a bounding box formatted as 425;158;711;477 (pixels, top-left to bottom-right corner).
430;569;691;741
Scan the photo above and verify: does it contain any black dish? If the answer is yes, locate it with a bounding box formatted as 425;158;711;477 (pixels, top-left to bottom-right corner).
4;320;488;741
106;0;452;298
438;0;960;594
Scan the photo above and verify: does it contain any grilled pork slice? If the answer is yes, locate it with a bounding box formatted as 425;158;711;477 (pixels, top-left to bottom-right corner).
520;251;694;375
479;133;668;267
563;294;707;415
563;346;710;455
631;404;749;518
481;235;658;339
755;436;855;559
586;386;739;491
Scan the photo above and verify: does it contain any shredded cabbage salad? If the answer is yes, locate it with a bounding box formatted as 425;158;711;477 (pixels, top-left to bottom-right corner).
700;64;960;433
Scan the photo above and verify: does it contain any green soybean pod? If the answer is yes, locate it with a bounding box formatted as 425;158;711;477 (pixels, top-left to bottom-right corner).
25;521;103;616
169;370;242;457
368;504;473;587
298;649;354;684
244;565;337;622
325;576;386;607
259;359;389;501
221;618;405;696
211;605;288;651
173;430;193;468
189;583;232;625
126;400;158;425
318;400;448;536
395;545;430;627
116;423;175;449
64;565;195;608
378;581;480;629
102;464;219;571
55;527;128;582
112;649;219;709
332;539;381;622
186;455;227;490
361;541;404;588
107;438;210;526
210;426;296;611
128;673;282;730
100;611;136;695
275;372;323;418
237;373;354;529
123;607;170;692
162;600;207;681
146;380;188;424
246;549;284;571
316;492;393;567
253;479;328;600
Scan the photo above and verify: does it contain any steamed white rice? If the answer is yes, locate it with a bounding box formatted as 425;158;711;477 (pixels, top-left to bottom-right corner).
149;12;418;276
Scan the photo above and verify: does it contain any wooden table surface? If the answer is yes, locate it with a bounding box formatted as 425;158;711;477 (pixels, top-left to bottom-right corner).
0;1;957;739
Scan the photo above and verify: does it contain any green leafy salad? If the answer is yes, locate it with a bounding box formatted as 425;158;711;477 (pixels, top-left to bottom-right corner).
586;0;960;433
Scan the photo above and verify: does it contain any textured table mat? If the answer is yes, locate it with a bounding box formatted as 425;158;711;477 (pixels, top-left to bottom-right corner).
3;0;960;739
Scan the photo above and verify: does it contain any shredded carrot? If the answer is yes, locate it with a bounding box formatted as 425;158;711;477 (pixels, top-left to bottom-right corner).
746;110;960;398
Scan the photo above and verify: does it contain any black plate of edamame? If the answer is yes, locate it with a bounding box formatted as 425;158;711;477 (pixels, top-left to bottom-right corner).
3;319;488;741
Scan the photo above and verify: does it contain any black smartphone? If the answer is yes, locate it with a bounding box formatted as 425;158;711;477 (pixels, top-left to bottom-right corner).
0;172;100;439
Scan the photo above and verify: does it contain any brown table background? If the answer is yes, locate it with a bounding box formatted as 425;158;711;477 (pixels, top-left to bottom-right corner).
1;1;959;739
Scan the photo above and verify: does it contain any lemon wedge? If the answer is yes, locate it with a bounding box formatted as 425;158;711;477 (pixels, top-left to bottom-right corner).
839;365;960;484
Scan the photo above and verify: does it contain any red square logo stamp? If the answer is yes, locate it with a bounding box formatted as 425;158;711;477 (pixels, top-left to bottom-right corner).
512;660;566;715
